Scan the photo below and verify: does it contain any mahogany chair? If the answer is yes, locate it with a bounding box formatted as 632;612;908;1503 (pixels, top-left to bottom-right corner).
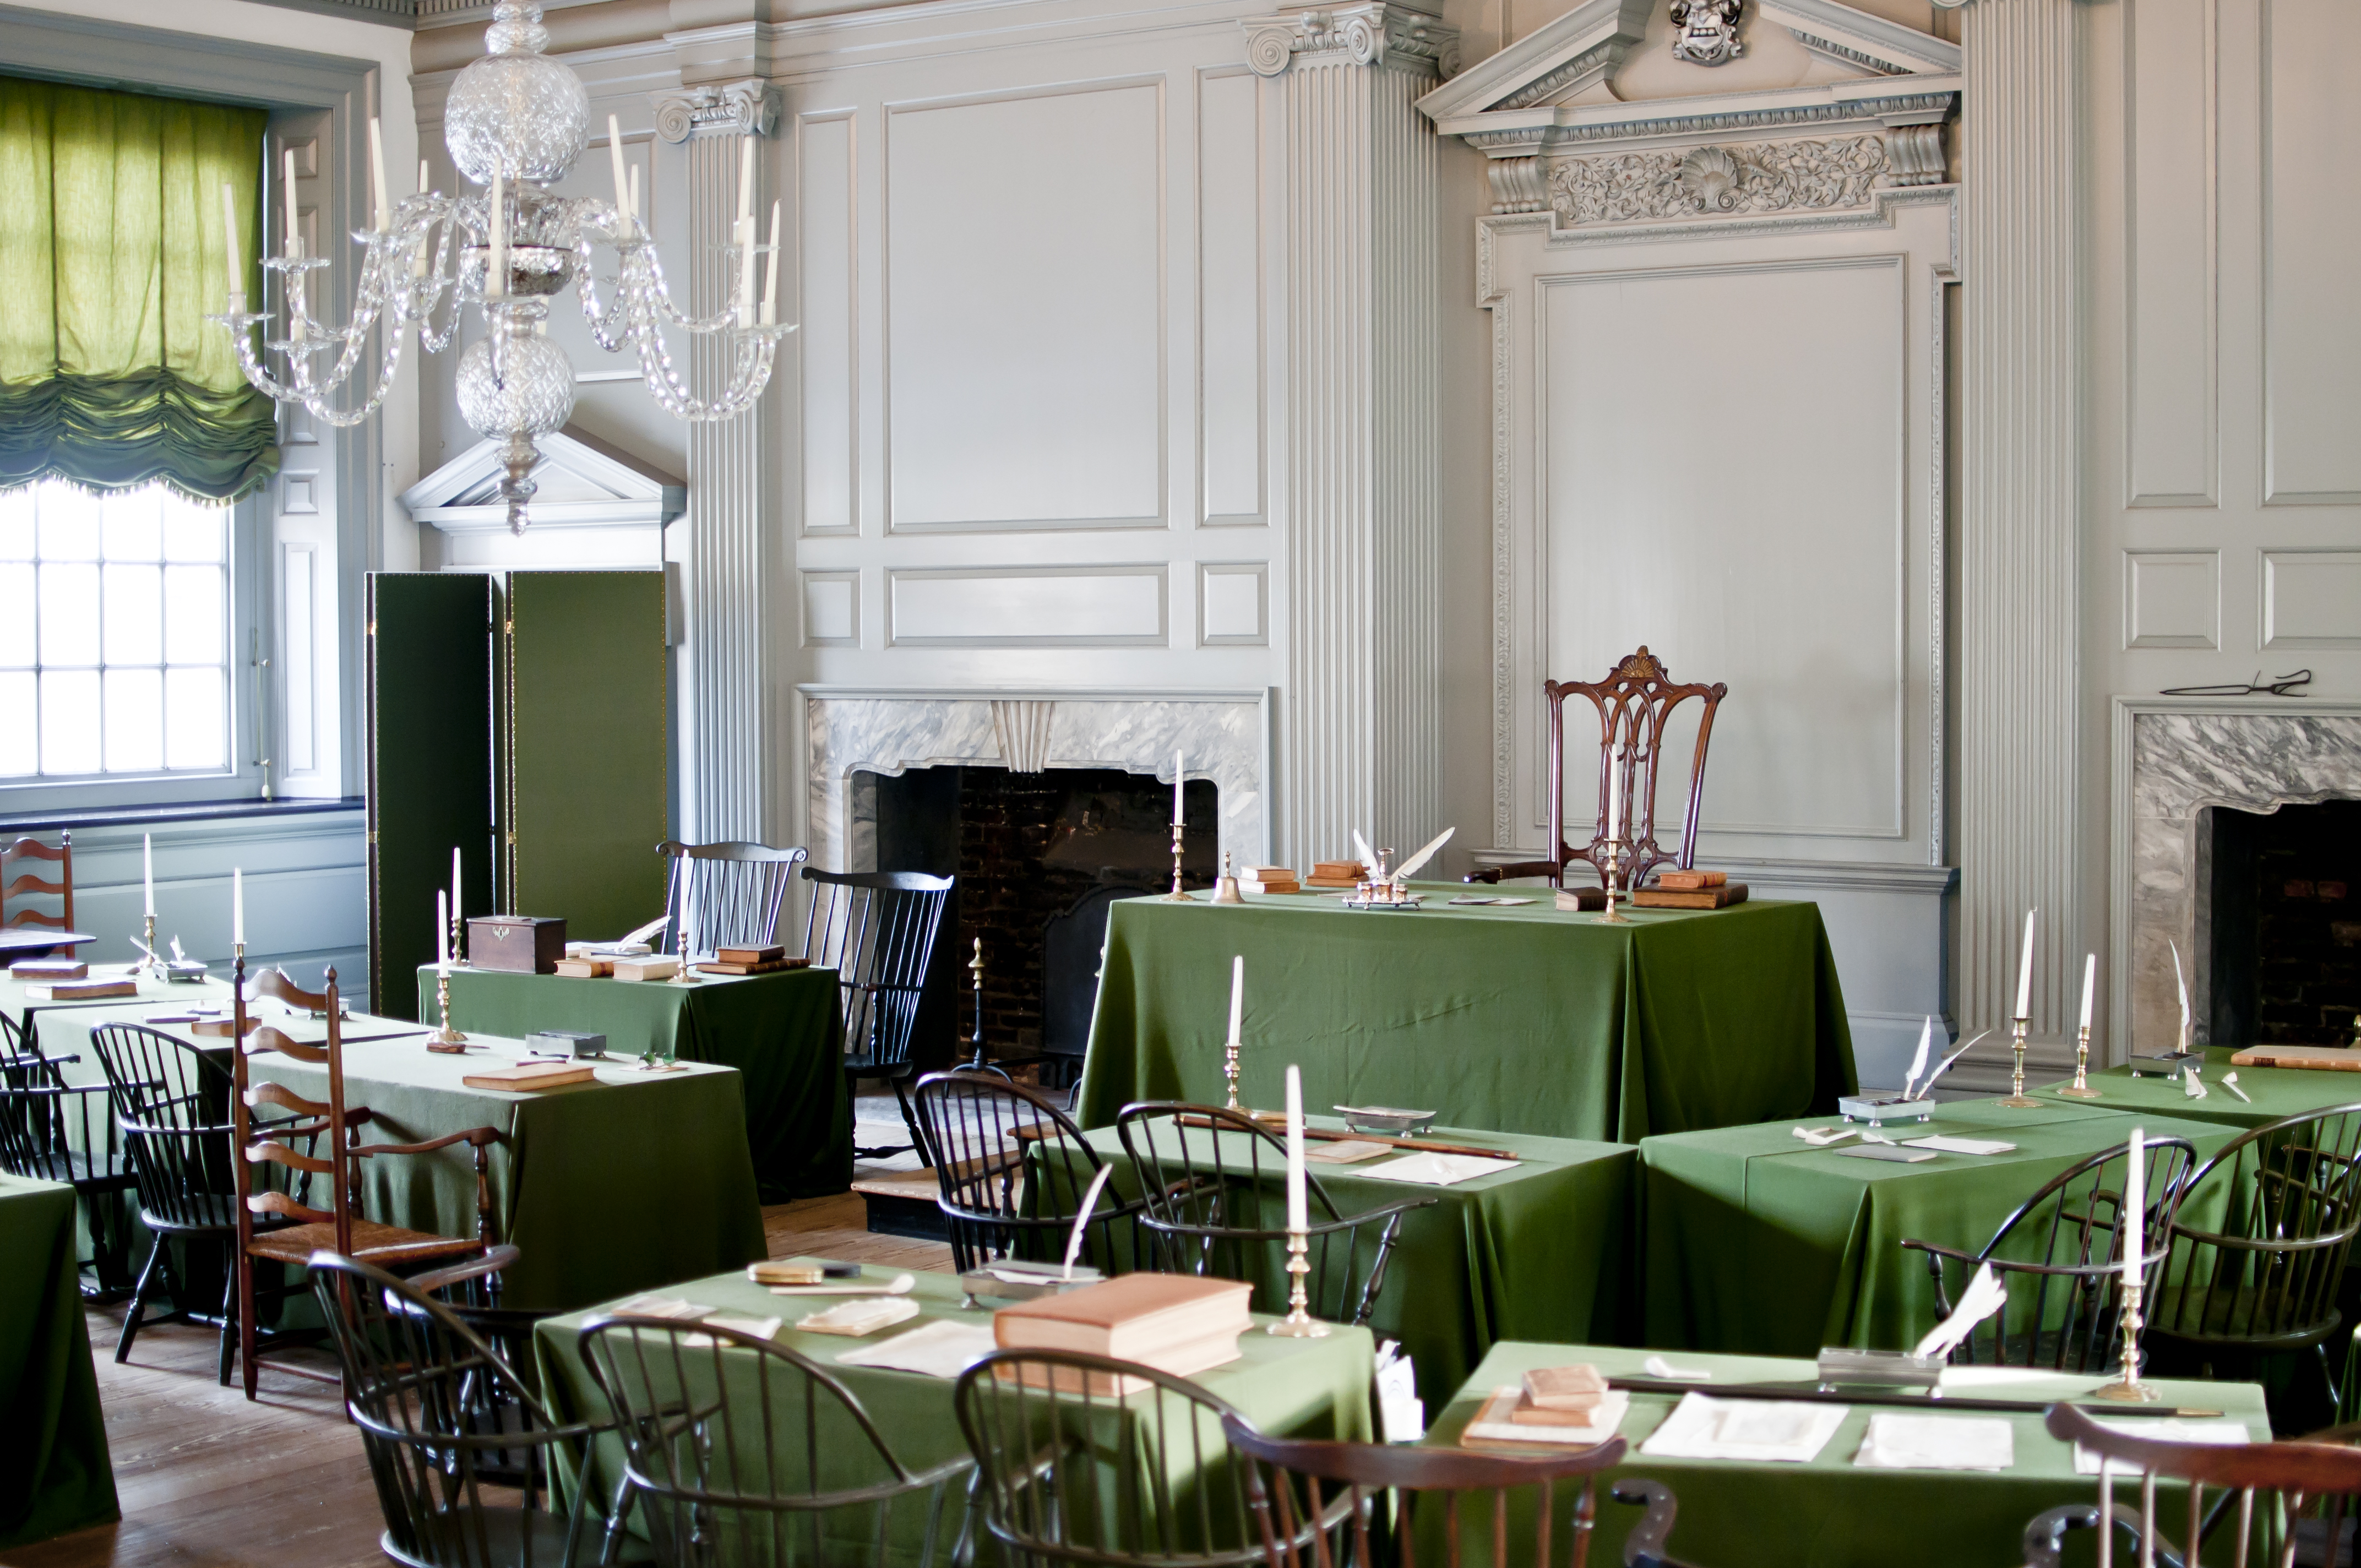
1220;1417;1696;1568
1901;1135;2200;1374
580;1314;973;1568
1113;1102;1435;1329
910;1069;1150;1275
0;1010;135;1297
2148;1103;2361;1422
1466;647;1726;892
796;868;954;1165
2;830;74;953
657;839;809;953
230;964;501;1400
2025;1402;2361;1567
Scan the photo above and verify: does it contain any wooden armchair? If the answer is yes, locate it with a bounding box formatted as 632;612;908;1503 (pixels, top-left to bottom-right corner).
657;838;809;953
1468;647;1726;892
229;963;501;1400
2;831;74;953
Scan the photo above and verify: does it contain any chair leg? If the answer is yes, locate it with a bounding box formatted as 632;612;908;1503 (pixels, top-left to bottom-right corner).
115;1231;166;1363
238;1247;259;1401
217;1243;238;1388
892;1076;931;1169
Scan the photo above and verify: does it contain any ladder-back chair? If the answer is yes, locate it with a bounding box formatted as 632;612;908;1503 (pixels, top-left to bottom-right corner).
796;868;954;1165
1902;1136;2200;1374
2150;1104;2361;1420
657;840;809;954
1114;1102;1434;1329
2026;1402;2361;1567
1467;647;1726;892
911;1070;1149;1275
229;963;500;1399
1;1010;134;1297
2;830;74;952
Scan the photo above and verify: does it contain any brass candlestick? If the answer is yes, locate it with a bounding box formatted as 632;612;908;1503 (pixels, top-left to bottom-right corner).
1999;1016;2039;1108
671;914;704;984
449;911;467;969
1593;839;1632;925
1223;1035;1243;1112
137;913;161;978
1162;823;1195;901
430;967;469;1047
2092;1273;2162;1403
2059;1022;2101;1098
1266;1228;1329;1338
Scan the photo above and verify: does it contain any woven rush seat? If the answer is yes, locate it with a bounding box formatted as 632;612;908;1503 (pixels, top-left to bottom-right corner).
247;1217;487;1269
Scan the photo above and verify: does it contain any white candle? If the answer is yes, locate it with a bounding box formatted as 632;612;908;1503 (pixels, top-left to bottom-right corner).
2079;953;2097;1033
1283;1064;1307;1234
677;865;692;960
437;889;449;968
737;135;755;222
1173;748;1185;827
232;868;243;949
2123;1125;2144;1282
1227;955;1243;1048
628;164;640;225
283;149;299;252
367;116;389;232
220;183;242;309
607;115;631;235
451;847;462;929
418;159;429;197
487;171;506;300
143;833;155;919
2014;909;2037;1022
412;164;433;280
735;215;756;329
759;199;781;326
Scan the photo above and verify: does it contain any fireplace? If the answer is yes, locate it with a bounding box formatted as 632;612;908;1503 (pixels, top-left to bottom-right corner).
2205;800;2361;1048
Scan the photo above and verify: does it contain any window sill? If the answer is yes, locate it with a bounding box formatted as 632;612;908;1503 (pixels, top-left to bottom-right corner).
0;797;363;835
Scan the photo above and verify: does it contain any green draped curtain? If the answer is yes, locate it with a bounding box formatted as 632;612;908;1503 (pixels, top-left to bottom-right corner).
0;75;279;502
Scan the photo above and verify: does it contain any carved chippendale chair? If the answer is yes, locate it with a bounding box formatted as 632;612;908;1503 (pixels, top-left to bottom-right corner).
1467;646;1727;891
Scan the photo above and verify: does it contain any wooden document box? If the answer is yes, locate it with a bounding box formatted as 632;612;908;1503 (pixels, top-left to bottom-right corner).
466;916;568;974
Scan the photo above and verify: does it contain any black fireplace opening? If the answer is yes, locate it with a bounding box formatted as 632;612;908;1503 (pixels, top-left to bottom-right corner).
856;766;1220;1083
2207;800;2361;1048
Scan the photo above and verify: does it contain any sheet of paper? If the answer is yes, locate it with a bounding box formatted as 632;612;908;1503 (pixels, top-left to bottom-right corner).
1833;1145;1938;1163
612;1294;712;1320
1853;1413;2015;1472
1936;1366;2091;1392
1357;1151;1521;1186
681;1313;784;1346
1306;1140;1395;1164
797;1297;921;1337
2074;1419;2249;1474
1903;1136;2017;1156
833;1319;1000;1379
1638;1393;1849;1463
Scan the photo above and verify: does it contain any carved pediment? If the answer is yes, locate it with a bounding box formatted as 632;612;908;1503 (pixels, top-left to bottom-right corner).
399;426;687;534
1413;0;1652;120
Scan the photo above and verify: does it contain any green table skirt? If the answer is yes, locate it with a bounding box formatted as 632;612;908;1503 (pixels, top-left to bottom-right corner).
1078;892;1856;1143
1424;1341;2270;1568
427;964;852;1201
0;1175;118;1550
534;1262;1376;1567
1638;1100;2241;1356
2034;1046;2361;1131
1048;1121;1635;1410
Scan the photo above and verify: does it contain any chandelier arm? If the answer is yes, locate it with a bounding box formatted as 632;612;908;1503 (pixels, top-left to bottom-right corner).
630;242;746;336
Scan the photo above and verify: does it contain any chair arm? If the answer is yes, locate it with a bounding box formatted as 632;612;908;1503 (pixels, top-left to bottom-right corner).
2020;1505;2098;1568
410;1243;522;1296
1608;1479;1705;1568
1897;1238;1984;1267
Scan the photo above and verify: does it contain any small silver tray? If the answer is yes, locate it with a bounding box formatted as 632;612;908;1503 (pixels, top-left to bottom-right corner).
166;961;210;983
1816;1347;1944;1392
959;1261;1103;1309
1837;1094;1938;1125
1333;1104;1438;1135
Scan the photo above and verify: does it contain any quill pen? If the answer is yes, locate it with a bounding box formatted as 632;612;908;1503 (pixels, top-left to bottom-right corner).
1390;827;1456;884
1063;1164;1117;1281
1352;829;1381;880
1915;1030;1990;1098
1913;1262;2007;1360
1900;1016;1934;1101
621;913;672;949
2170;940;2193;1052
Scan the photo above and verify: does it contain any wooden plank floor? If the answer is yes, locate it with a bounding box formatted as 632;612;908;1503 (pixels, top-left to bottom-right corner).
17;1199;954;1568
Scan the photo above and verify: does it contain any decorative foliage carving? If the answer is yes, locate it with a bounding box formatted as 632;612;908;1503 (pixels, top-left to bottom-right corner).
1547;135;1886;226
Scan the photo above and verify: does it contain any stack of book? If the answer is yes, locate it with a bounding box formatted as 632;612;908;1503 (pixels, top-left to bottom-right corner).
1461;1364;1629;1449
993;1273;1253;1393
611;955;681;982
1303;861;1368;891
552;955;617;978
1239;867;1302;895
695;944;810;976
25;976;135;1000
1633;869;1748;910
10;958;87;981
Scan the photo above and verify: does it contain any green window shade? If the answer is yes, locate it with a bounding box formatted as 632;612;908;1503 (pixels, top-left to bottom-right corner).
0;75;278;503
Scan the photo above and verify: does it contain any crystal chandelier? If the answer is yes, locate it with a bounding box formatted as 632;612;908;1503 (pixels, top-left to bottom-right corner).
210;2;791;533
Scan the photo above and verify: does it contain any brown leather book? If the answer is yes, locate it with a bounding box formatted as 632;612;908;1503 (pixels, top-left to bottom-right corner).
9;959;88;980
26;978;137;1000
553;957;615;978
993;1273;1251;1361
1655;870;1727;891
1630;883;1750;910
463;1060;598;1092
991;1326;1247;1395
2229;1044;2361;1072
695;956;811;976
611;956;681;982
1521;1364;1608;1410
715;944;788;966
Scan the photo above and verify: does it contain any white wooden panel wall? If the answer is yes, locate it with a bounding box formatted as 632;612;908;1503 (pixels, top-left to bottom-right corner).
2260;0;2361;505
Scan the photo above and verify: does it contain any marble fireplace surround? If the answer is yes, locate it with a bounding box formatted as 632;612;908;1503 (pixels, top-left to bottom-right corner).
798;687;1273;876
2114;698;2361;1058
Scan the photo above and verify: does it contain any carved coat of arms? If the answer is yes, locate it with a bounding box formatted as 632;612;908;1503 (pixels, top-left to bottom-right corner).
1668;0;1744;65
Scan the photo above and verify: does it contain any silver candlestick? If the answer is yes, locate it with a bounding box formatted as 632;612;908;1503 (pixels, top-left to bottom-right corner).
1266;1228;1329;1338
2092;1273;2161;1404
1162;823;1196;901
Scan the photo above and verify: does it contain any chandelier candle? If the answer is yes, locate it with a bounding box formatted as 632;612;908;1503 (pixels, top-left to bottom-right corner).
606;115;630;233
761;200;782;326
368;117;390;232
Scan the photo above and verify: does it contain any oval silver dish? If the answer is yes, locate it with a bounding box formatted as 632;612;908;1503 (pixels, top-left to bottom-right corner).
1332;1104;1437;1135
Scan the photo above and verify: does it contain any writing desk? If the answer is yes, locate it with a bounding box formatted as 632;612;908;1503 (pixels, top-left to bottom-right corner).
2034;1045;2361;1130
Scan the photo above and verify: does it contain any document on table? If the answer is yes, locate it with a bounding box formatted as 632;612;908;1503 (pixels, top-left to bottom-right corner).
1306;1140;1395;1164
1902;1136;2017;1156
1853;1413;2015;1472
1638;1393;1849;1463
833;1319;999;1379
2074;1418;2249;1474
1358;1151;1521;1186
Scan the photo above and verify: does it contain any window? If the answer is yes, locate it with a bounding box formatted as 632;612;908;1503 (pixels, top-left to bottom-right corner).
0;481;233;783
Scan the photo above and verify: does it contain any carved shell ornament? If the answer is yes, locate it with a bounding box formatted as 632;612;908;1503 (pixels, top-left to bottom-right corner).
1668;0;1744;66
1677;146;1743;211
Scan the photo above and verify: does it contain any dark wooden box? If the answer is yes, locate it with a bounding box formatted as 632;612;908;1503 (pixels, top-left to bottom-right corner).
466;916;568;974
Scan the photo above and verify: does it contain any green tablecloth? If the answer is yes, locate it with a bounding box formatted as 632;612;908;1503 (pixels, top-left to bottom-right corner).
38;1012;768;1312
1426;1341;2269;1568
534;1261;1376;1567
2;961;233;1041
2034;1046;2361;1130
427;964;851;1201
1638;1101;2242;1356
1078;892;1855;1142
0;1175;118;1550
1053;1120;1634;1410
